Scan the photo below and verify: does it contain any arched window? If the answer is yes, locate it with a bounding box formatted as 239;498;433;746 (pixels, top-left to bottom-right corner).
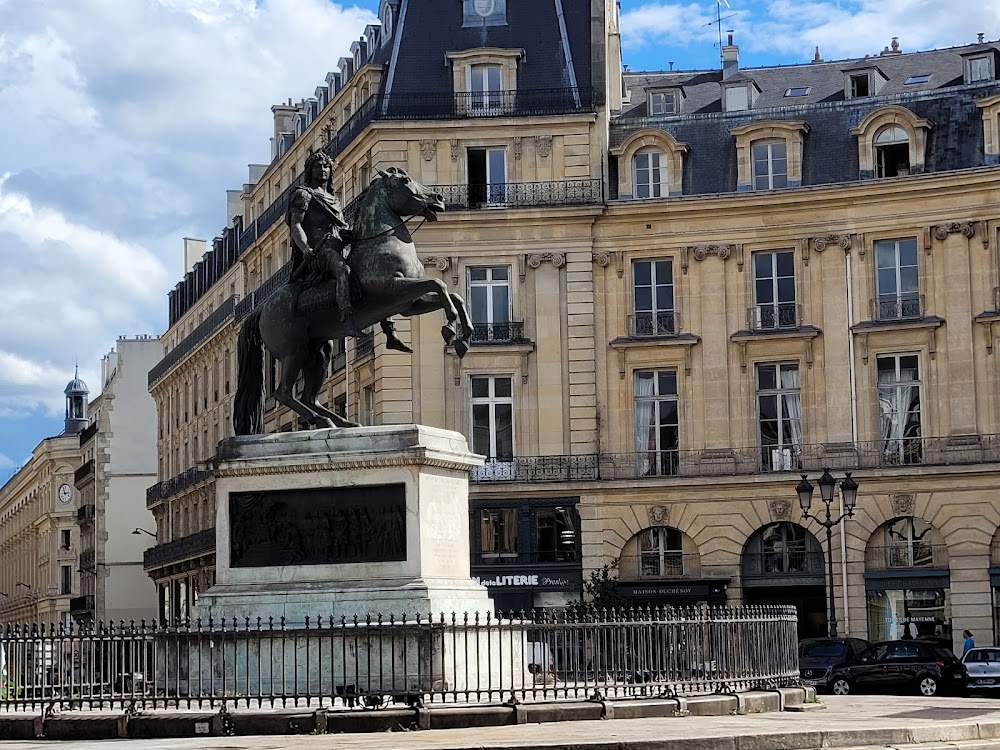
633;148;668;199
874;125;910;177
742;522;824;578
867;516;945;570
638;526;683;578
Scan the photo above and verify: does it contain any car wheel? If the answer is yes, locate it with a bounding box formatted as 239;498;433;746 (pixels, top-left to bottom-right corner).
917;675;939;696
831;677;851;695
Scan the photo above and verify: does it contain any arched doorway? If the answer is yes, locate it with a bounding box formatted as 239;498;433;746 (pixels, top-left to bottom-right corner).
865;516;950;644
742;522;826;638
616;526;727;607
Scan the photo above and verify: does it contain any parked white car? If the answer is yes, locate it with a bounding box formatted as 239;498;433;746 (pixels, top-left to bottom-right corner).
962;647;1000;692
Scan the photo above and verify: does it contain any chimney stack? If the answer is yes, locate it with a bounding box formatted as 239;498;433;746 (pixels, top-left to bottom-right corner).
722;32;739;80
811;46;823;64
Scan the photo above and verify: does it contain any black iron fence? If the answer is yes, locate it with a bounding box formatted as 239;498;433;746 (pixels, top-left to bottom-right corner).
872;294;924;322
148;296;238;388
379;87;596;121
146;468;213;508
748;303;801;331
629;311;679;338
0;606;797;712
434;180;603;210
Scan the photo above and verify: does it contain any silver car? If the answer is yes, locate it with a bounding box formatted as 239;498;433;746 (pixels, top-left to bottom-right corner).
962;647;1000;691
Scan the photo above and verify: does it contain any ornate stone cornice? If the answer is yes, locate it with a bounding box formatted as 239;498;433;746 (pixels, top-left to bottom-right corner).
518;252;565;282
419;139;436;161
594;250;624;278
214;454;477;478
680;244;743;273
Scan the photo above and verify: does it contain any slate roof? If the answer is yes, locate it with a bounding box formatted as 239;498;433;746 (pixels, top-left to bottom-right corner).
614;40;1000;194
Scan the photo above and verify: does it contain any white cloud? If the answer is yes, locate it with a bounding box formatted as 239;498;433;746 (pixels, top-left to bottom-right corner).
0;0;378;442
0;452;15;470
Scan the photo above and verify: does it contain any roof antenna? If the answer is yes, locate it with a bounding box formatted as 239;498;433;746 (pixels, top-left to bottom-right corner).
716;0;730;65
668;61;674;70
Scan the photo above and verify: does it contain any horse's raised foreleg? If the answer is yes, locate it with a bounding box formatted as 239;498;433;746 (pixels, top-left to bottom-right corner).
274;349;335;429
300;341;360;428
448;292;474;359
381;276;460;344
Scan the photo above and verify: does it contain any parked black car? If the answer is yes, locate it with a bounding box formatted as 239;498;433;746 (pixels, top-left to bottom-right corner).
799;637;870;690
829;640;967;696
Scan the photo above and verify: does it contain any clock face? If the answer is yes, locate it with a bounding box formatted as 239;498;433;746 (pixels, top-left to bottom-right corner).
58;483;72;504
474;0;496;17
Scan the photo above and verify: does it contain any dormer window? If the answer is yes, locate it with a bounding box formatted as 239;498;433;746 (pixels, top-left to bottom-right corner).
845;66;887;99
874;126;909;177
725;86;749;112
850;74;870;97
969;56;993;83
649;90;678;116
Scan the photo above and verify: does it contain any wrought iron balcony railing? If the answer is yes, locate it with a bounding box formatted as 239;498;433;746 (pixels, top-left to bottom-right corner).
79;548;95;571
871;294;924;322
74;460;95;485
143;528;216;570
235;263;292;322
471;321;527;344
741;551;825;578
470;550;580;566
470;456;600;483
618;553;702;581
748;303;802;331
433;180;603;210
79;421;98;446
146;468;213;508
378;87;597;121
865;544;949;571
148;296;237;388
76;504;96;524
629;311;679;338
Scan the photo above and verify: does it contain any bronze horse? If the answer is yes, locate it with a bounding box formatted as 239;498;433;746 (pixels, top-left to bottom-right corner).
233;168;473;435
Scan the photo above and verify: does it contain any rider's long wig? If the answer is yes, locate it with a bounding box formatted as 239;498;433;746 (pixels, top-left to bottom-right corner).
233;308;265;435
303;150;336;193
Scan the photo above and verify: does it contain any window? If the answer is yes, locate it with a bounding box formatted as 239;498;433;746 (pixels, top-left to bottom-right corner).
760;522;810;574
904;74;930;85
649;91;677;115
969;56;992;83
362;385;375;426
784;87;810;97
463;0;508;26
850;73;871;98
61;529;71;550
468;147;506;206
633;149;668;199
536;507;578;562
632;259;675;336
634;370;679;476
469;266;512;341
334;394;347;418
471;375;513;460
752;140;788;190
877;354;922;465
757;363;803;471
725;86;749;112
874;126;910;177
480;508;517;562
753;250;796;328
875;238;920;319
639;526;684;578
470;64;503;114
61;565;72;596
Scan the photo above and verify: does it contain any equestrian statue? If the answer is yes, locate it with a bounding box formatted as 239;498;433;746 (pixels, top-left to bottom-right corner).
233;153;473;435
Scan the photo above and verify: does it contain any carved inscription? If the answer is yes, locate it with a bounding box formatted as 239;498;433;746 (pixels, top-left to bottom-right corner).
229;485;406;567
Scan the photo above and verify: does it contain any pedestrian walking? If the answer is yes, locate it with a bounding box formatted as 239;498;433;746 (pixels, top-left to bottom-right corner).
963;630;975;654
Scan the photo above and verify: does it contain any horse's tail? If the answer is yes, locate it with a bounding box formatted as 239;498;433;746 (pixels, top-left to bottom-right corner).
233;308;265;436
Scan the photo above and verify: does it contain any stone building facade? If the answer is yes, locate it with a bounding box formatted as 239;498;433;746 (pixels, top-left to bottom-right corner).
145;2;1000;652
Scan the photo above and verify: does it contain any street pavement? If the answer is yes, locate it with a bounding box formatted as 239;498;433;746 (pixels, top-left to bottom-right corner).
7;695;1000;750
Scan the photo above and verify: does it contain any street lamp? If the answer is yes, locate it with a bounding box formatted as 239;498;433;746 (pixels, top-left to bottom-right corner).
795;468;860;638
132;528;156;538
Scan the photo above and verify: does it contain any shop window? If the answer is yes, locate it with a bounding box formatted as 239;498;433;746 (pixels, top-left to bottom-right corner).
874;126;910;177
632;259;675;336
866;588;951;643
480;508;517;562
633;369;679;476
536;507;578;562
877;354;922;465
756;363;802;471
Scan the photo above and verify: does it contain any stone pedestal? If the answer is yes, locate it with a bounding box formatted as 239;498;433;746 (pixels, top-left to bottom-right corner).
196;425;493;625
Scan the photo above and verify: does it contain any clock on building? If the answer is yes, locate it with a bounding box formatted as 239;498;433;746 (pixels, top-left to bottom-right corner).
58;483;72;503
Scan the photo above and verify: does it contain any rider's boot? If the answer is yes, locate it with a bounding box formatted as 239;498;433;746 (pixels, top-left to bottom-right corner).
380;320;413;354
336;273;363;337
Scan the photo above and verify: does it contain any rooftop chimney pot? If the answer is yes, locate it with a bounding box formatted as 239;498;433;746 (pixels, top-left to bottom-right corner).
978;33;986;43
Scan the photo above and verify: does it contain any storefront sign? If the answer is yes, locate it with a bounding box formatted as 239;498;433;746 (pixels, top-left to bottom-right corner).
475;574;578;589
864;573;950;591
618;581;728;600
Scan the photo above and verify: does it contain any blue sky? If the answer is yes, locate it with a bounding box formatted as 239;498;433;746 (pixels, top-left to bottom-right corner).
0;0;997;482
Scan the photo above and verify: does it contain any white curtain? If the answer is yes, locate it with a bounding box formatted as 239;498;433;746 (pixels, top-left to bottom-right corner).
878;368;918;446
634;374;656;475
780;367;803;452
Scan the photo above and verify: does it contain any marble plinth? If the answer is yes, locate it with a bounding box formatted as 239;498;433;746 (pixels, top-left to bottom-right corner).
195;424;494;626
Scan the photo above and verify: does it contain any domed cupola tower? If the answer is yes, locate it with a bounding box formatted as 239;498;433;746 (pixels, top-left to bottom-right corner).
64;365;90;435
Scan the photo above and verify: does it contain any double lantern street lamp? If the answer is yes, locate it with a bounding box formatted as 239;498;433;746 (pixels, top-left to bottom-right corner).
795;468;860;639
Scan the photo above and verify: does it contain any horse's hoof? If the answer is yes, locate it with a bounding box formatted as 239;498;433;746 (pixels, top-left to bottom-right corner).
454;339;470;359
441;324;456;345
385;336;413;354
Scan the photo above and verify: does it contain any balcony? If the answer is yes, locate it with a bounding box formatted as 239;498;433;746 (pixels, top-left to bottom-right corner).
741;551;825;580
146;467;213;508
76;504;96;524
354;330;374;359
471;321;527;345
69;595;95;614
236;262;292;322
148;295;238;388
618;553;702;581
865;544;949;571
629;311;679;338
871;294;924;322
79;421;98;446
79;547;95;571
470;456;599;483
378;86;597;121
748;303;802;331
471;550;579;566
433;179;603;210
74;460;94;485
143;528;216;570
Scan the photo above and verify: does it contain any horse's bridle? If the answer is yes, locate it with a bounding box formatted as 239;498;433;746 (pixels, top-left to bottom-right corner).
351;215;429;244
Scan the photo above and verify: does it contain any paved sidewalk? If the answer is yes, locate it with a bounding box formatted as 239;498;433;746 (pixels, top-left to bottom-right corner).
6;695;1000;750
